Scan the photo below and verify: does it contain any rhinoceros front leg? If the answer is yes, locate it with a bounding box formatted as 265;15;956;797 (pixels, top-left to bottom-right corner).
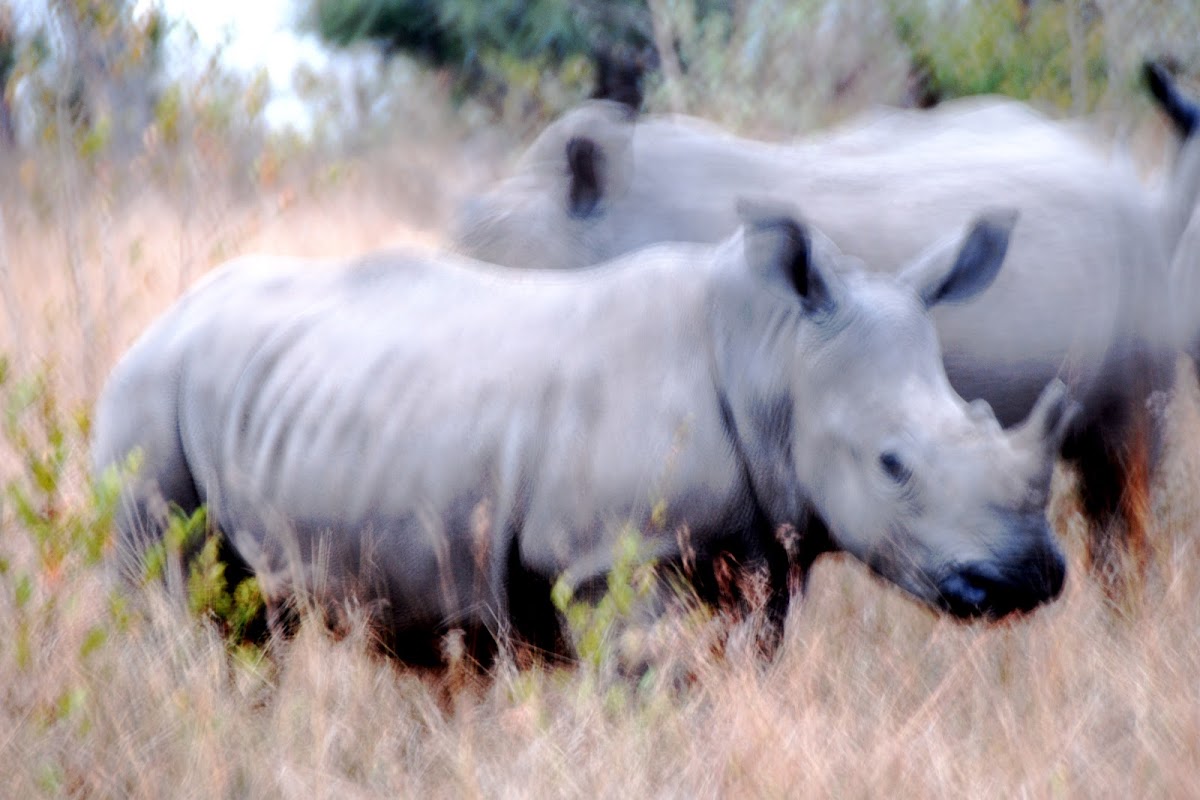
692;534;795;663
549;537;680;679
551;530;796;680
702;555;792;664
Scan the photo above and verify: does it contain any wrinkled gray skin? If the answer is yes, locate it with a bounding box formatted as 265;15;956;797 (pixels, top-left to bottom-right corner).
93;205;1070;663
454;96;1197;558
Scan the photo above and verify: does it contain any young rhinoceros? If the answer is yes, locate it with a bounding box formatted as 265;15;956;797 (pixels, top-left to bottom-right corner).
92;202;1070;663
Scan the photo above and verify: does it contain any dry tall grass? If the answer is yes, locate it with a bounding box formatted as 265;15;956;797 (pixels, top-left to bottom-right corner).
5;65;1200;800
5;386;1200;797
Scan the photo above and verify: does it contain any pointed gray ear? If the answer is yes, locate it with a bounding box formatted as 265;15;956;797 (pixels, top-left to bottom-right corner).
1145;60;1199;139
554;102;635;219
566;137;603;218
900;210;1018;309
737;197;835;315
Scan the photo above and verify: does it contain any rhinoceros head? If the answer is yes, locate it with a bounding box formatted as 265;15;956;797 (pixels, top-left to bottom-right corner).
452;100;639;270
723;201;1071;618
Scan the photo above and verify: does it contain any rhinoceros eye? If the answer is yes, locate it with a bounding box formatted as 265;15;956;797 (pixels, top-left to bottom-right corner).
879;451;912;485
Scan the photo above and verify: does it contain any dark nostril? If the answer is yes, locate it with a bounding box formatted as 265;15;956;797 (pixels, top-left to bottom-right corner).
940;544;1065;618
939;547;1067;620
938;571;991;617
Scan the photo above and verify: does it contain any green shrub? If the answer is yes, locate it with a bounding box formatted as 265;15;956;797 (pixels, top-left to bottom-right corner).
1;359;121;591
0;359;265;674
891;0;1108;112
0;359;127;724
301;0;658;123
551;526;660;673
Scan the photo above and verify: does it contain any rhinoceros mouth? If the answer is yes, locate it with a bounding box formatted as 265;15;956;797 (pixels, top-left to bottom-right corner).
935;555;1066;620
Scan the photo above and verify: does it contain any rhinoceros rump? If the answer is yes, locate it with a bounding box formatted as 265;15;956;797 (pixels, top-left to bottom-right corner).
93;204;1069;664
455;90;1195;575
1148;63;1200;382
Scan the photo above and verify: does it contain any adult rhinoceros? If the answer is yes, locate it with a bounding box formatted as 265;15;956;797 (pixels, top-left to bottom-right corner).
93;203;1070;664
454;81;1200;573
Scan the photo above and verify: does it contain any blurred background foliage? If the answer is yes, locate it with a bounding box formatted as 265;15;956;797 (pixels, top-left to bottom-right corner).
2;0;273;206
299;0;659;124
296;0;1200;131
2;0;1199;171
1;0;1198;364
893;0;1109;112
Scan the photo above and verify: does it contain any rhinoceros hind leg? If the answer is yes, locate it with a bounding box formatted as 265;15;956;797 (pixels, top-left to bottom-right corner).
1063;399;1160;594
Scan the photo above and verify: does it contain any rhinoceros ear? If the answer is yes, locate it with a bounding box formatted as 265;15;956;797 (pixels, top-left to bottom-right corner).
566;137;603;218
1145;60;1199;139
559;101;635;219
900;209;1018;309
737;197;835;315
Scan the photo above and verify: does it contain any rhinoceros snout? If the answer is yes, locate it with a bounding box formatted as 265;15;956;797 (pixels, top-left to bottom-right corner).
936;545;1066;619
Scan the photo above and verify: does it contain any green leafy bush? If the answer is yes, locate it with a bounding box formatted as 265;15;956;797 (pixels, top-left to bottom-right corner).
891;0;1108;112
0;359;128;725
0;359;265;674
301;0;658;121
551;526;661;674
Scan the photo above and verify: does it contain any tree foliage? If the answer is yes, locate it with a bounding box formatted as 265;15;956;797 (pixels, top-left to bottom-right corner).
891;0;1109;112
3;0;167;154
306;0;654;68
300;0;669;115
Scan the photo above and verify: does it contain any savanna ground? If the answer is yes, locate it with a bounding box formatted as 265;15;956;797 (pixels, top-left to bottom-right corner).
5;3;1200;797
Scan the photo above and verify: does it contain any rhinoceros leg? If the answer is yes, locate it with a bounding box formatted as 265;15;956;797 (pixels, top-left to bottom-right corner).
678;520;801;661
1063;367;1168;591
503;536;573;665
685;548;791;661
1070;420;1151;582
